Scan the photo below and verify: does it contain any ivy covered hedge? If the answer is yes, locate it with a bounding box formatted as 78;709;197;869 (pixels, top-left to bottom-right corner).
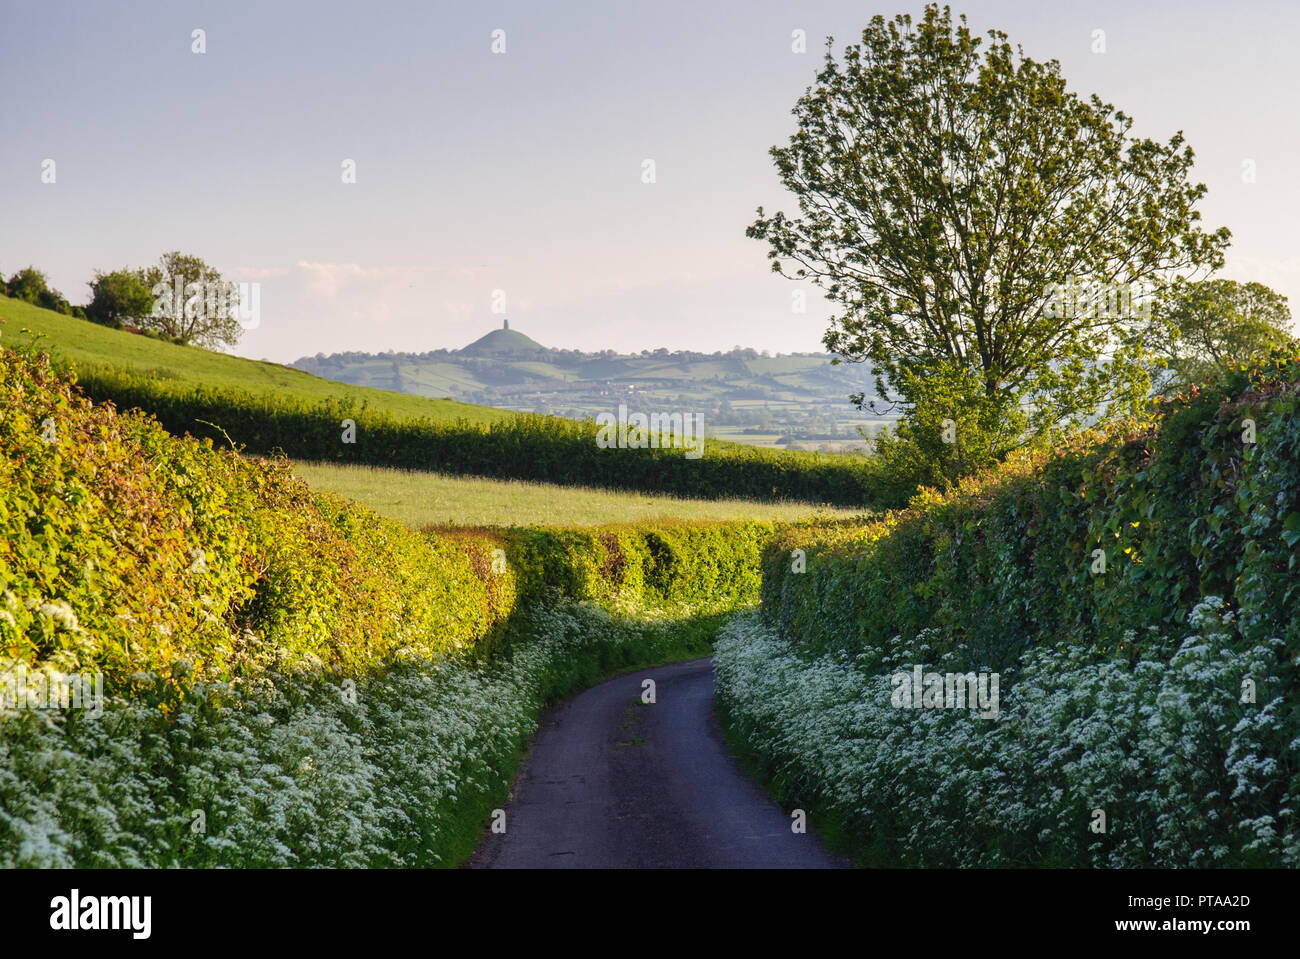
720;355;1300;867
2;350;503;685
760;355;1300;671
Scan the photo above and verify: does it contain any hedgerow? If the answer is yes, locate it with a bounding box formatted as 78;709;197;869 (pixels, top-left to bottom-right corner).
500;522;769;611
70;361;887;507
720;354;1300;867
760;354;1300;671
0;598;726;868
0;347;770;866
1;351;513;685
0;349;770;689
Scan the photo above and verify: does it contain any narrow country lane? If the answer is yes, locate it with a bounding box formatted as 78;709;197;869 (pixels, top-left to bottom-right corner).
470;658;847;869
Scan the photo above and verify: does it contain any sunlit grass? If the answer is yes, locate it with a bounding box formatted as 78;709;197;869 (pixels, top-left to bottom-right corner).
294;461;873;528
0;294;506;425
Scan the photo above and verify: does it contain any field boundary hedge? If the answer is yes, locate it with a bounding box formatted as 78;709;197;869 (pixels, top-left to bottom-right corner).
716;355;1300;868
70;361;885;507
1;348;776;691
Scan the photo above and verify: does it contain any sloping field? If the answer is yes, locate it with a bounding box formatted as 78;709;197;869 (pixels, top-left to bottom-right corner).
0;294;507;425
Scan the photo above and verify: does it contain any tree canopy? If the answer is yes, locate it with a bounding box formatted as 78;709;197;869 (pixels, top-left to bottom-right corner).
5;266;77;316
1148;279;1296;391
144;251;243;347
748;3;1231;481
86;268;155;329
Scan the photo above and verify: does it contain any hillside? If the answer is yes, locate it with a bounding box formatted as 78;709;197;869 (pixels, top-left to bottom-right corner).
0;294;509;426
293;322;895;451
0;294;888;507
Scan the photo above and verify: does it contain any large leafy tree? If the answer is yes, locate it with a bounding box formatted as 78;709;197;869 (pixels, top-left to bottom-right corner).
748;4;1230;481
86;267;155;329
1148;279;1296;391
145;251;243;347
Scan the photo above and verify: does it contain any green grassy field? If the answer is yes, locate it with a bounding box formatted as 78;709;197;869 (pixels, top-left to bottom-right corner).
0;294;507;425
294;461;872;528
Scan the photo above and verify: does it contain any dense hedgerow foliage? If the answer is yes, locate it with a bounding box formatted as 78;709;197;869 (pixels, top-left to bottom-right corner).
1;350;512;686
71;362;886;507
760;354;1300;671
720;356;1300;867
0;348;771;688
0;348;771;866
501;522;769;611
715;606;1297;867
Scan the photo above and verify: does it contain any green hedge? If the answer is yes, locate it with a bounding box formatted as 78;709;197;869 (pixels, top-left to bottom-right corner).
501;523;769;610
760;355;1300;671
725;355;1300;868
69;362;884;507
1;349;773;692
0;347;777;867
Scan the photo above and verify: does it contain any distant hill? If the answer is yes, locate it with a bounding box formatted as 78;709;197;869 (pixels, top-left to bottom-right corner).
293;322;895;451
0;293;890;455
459;322;548;356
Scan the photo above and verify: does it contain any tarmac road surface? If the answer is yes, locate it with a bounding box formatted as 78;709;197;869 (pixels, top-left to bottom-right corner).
470;658;847;869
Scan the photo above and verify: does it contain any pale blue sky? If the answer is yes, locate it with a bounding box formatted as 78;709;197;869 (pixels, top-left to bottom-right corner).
3;0;1297;362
